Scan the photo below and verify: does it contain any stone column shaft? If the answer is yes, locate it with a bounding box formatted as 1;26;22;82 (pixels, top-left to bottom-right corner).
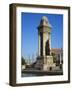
60;53;61;64
38;33;40;56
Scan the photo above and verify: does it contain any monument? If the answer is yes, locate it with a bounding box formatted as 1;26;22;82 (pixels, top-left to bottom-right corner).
35;16;56;71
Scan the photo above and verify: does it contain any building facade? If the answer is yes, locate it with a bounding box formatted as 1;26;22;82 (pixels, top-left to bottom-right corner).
51;48;63;65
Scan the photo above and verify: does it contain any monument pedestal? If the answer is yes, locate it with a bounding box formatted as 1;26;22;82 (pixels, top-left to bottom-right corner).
35;56;56;71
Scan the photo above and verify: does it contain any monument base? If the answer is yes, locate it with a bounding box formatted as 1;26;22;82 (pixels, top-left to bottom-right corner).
35;56;56;71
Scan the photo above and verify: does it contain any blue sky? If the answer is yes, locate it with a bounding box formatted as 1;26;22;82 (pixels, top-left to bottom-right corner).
21;12;63;59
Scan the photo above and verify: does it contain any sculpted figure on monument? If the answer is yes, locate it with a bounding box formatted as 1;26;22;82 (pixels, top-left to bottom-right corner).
45;40;50;55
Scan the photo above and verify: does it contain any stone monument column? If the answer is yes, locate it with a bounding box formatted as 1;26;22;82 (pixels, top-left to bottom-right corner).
38;16;52;56
35;16;56;71
38;32;40;56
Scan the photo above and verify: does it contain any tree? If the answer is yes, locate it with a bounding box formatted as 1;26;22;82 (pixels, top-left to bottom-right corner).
21;57;26;65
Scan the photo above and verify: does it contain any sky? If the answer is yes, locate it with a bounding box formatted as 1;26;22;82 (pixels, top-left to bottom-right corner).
21;12;63;60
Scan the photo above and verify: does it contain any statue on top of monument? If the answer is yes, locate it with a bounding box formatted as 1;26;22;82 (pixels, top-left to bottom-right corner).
39;16;52;28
